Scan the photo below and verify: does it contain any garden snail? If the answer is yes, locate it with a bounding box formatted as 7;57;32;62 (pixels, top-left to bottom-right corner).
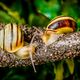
0;23;37;72
41;16;77;45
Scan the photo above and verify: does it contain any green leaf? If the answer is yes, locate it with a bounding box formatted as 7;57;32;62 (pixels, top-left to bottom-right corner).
65;59;74;74
54;61;64;80
0;10;14;23
28;13;50;27
0;2;25;24
35;0;61;19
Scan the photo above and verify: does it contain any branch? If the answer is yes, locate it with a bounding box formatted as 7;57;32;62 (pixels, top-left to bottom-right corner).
0;27;80;67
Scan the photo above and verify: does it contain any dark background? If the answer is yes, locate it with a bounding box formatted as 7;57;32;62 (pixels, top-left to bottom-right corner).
0;0;80;80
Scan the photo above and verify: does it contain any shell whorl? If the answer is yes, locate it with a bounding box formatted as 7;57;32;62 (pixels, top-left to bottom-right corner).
0;23;24;53
47;16;77;31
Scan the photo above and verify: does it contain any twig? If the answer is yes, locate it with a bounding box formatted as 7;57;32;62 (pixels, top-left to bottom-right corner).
0;27;80;67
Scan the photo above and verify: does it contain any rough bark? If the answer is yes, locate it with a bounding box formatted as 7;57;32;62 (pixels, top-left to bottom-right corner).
0;26;80;67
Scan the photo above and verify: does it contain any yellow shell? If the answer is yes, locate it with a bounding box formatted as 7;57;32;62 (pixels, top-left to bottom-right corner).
0;23;24;53
47;16;76;32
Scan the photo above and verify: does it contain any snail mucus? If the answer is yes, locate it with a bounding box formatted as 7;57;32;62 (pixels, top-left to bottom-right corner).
0;23;37;72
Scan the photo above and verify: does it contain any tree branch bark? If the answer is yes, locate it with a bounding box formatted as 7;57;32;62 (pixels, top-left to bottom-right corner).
0;27;80;67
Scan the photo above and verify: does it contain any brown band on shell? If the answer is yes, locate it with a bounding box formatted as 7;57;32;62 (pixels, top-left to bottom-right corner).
47;19;76;31
16;24;18;46
20;29;23;43
11;23;13;50
3;27;5;50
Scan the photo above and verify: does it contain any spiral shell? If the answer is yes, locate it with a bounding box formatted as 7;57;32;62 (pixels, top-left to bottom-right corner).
47;16;77;32
0;23;24;53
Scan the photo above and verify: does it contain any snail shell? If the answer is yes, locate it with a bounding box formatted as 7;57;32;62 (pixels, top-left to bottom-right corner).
46;16;77;33
0;23;23;53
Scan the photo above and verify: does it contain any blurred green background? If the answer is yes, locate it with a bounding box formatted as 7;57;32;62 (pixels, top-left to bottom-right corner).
0;0;80;80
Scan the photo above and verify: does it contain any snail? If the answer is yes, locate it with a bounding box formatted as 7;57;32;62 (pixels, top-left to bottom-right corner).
0;23;37;72
41;16;77;45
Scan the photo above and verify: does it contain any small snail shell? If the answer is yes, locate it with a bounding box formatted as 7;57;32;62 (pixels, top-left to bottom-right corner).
46;16;77;34
0;23;23;53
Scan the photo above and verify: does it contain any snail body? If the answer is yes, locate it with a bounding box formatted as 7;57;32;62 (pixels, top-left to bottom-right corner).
0;23;36;72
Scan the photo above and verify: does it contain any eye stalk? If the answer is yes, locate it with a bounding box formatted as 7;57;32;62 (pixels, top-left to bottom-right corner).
46;16;77;34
